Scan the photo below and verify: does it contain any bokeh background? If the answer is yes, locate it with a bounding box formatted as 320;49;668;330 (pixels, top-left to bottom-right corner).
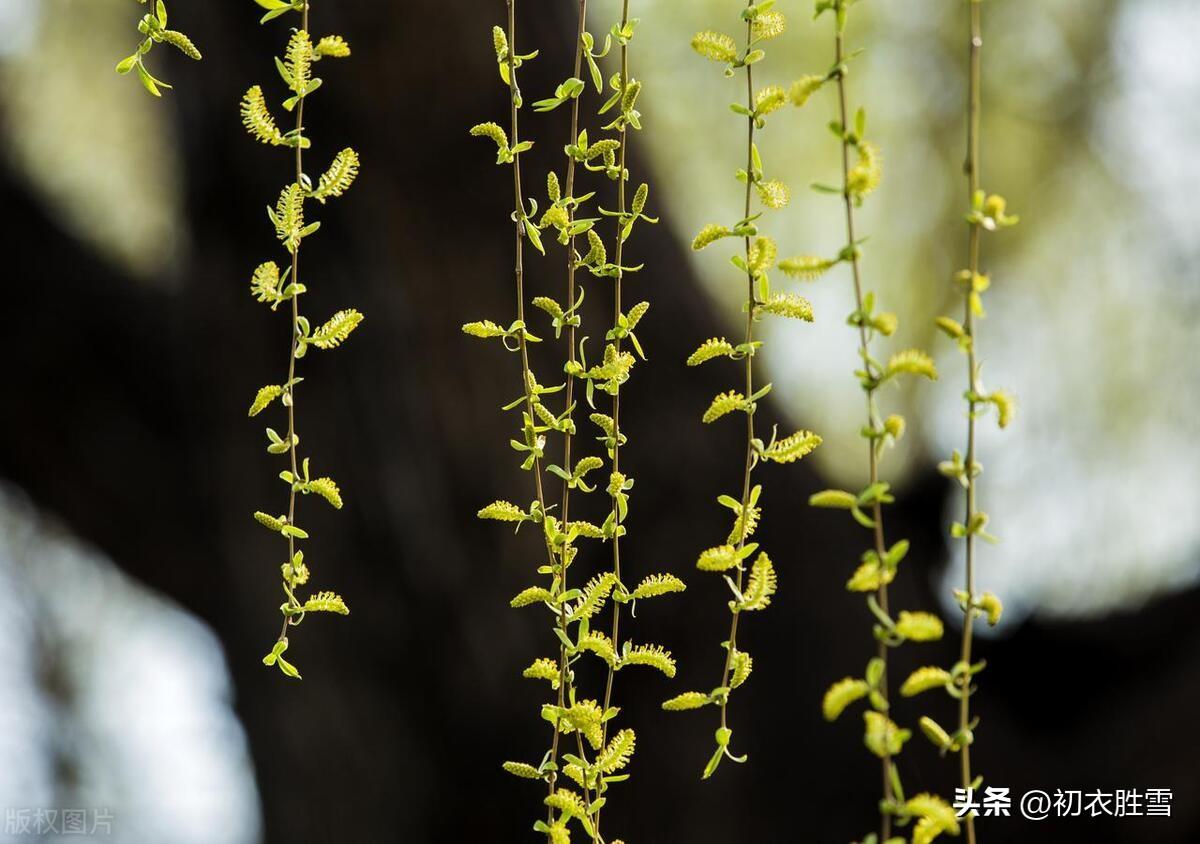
1;0;1197;841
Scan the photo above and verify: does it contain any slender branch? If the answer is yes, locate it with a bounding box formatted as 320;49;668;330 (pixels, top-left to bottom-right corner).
499;0;580;778
504;0;556;593
715;0;759;742
958;3;983;843
595;3;632;838
547;0;591;815
574;731;597;834
600;0;632;734
832;21;894;843
276;1;312;646
677;0;818;782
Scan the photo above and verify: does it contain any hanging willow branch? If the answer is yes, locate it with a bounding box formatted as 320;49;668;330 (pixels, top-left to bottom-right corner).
472;3;683;840
579;2;686;839
242;0;361;680
540;1;595;827
665;0;822;781
786;1;946;841
468;9;587;838
920;2;1019;842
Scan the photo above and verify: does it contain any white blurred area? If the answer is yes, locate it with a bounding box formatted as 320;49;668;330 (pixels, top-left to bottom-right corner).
0;486;262;844
624;0;1200;625
945;0;1200;624
0;7;257;834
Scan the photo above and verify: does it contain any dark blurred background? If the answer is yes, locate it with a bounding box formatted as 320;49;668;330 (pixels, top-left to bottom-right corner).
0;0;1197;842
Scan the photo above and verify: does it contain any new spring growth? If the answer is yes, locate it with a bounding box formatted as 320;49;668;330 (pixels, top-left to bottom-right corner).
578;6;683;840
115;0;201;96
924;2;1022;840
469;26;582;837
665;0;823;781
789;2;944;841
468;5;682;841
242;0;361;679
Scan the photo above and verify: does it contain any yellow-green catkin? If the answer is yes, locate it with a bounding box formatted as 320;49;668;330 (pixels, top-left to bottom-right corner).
241;0;360;680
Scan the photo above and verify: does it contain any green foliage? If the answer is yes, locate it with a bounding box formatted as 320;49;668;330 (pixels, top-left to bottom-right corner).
115;0;201;97
242;0;361;679
792;2;945;837
261;637;300;678
667;0;822;782
466;4;680;840
924;3;1022;836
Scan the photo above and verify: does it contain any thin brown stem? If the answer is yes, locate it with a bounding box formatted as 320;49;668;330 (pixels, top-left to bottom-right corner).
501;1;579;818
574;731;597;827
600;0;632;730
715;0;758;746
958;3;983;843
277;2;312;645
596;3;631;838
505;0;556;596
548;0;591;817
833;19;893;841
